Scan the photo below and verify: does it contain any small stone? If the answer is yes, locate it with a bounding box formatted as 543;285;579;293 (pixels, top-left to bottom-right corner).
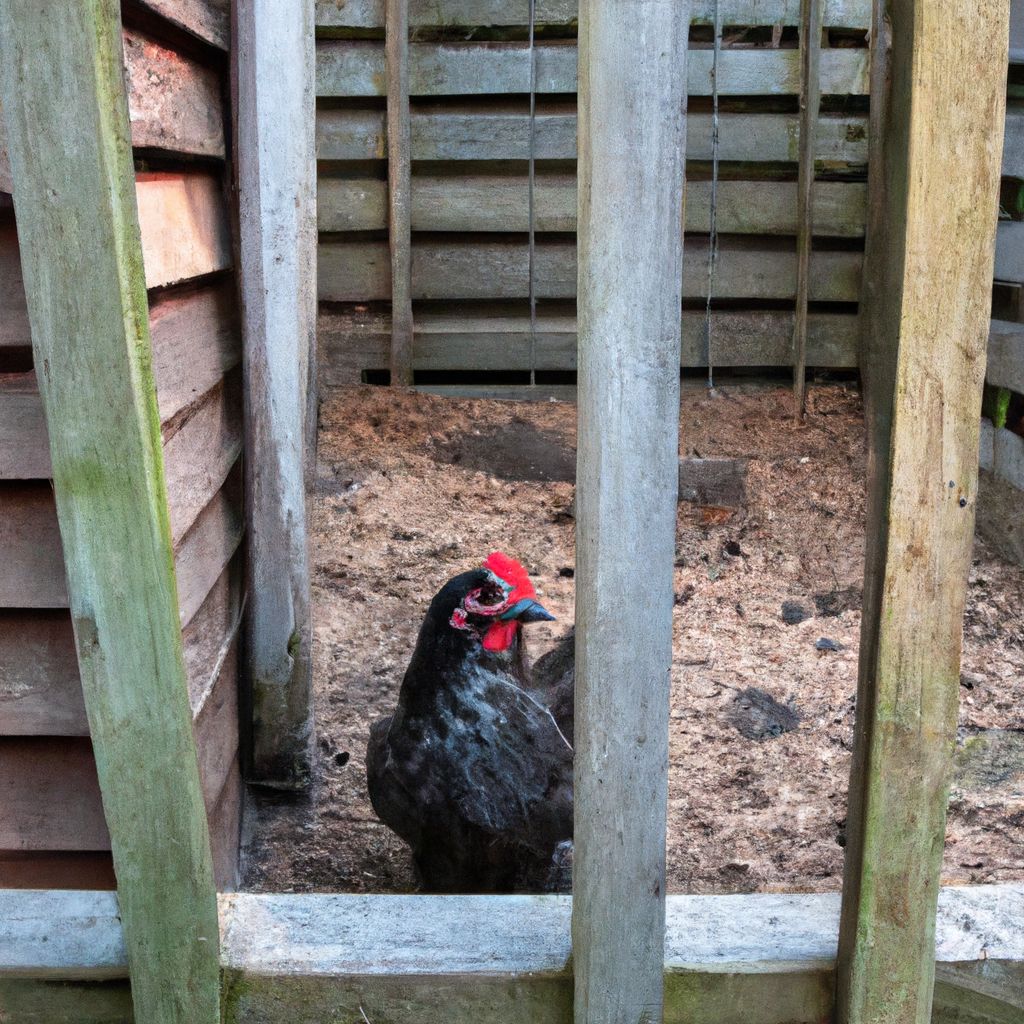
816;637;844;652
723;540;743;557
558;566;575;578
781;600;809;625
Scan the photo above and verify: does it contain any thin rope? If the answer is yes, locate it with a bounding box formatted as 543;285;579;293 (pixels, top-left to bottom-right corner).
704;0;722;392
527;0;538;387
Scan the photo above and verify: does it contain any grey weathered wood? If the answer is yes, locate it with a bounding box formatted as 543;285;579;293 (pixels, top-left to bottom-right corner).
315;0;872;29
135;0;230;48
316;108;869;164
574;2;686;1021
0;4;220;1020
987;320;1024;394
317;307;860;382
792;0;822;417
182;552;243;708
318;237;862;302
236;0;316;788
0;373;48;478
386;0;414;386
0;213;30;347
993;424;1024;489
123;27;226;158
976;468;1024;565
995;219;1024;283
1003;110;1024;176
316;41;870;98
318;176;867;236
836;3;1009;1024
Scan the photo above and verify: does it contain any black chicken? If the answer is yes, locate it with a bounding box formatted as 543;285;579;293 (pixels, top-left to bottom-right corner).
367;553;574;893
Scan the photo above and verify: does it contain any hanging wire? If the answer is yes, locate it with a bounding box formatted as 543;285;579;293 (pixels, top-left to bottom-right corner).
704;0;722;392
527;0;538;387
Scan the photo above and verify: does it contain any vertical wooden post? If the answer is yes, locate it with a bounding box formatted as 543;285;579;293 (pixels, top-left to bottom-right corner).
573;2;687;1022
837;3;1009;1024
237;0;317;787
0;2;220;1021
387;0;414;386
792;0;821;418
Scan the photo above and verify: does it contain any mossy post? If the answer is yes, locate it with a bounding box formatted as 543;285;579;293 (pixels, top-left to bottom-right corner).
237;0;316;788
574;1;688;1021
0;1;220;1021
837;3;1009;1024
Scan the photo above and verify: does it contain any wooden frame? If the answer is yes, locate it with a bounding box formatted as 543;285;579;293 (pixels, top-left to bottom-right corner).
236;0;318;788
0;0;220;1019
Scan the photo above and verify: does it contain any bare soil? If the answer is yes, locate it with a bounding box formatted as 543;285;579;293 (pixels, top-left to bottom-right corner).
242;382;1024;894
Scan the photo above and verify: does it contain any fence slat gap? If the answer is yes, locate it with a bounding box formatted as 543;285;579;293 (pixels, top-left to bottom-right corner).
573;1;689;1021
837;2;1010;1023
386;0;414;387
792;0;821;418
236;0;317;788
0;1;220;1020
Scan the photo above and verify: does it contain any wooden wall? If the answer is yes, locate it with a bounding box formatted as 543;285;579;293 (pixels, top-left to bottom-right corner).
982;12;1024;565
0;0;243;890
315;0;872;386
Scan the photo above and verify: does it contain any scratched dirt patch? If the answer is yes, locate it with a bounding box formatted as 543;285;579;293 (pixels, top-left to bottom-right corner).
242;382;1024;895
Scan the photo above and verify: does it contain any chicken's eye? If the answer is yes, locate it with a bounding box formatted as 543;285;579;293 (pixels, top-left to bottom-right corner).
464;584;508;616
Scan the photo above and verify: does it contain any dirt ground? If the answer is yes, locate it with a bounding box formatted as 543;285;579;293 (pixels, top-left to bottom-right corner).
242;382;1024;894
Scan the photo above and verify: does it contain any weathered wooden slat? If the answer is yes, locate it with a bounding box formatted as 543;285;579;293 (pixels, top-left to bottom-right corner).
134;0;230;49
0;851;116;889
316;108;869;164
0;96;9;194
209;755;242;890
0;4;220;1018
315;0;872;29
987;319;1024;394
317;307;860;381
0;738;109;850
163;373;243;545
193;635;239;815
123;27;225;158
182;551;243;709
236;0;316;789
836;2;1009;1023
318;237;862;301
0;373;48;478
319;175;867;236
995;219;1024;284
977;467;1024;565
994;424;1024;490
137;171;232;288
1003;109;1024;176
316;41;870;98
0;213;31;348
150;279;242;423
573;3;685;1020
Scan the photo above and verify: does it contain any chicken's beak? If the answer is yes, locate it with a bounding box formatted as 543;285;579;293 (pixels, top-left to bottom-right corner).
499;598;556;623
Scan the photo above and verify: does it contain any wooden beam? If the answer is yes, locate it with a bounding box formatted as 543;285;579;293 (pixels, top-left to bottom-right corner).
987;320;1024;394
574;1;687;1021
236;0;316;788
386;0;414;386
836;3;1009;1024
316;41;870;98
134;0;230;50
792;0;822;417
0;3;219;1021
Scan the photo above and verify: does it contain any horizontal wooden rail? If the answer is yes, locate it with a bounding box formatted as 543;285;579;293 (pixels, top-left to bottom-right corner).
1;888;1021;1022
987;320;1024;394
316;41;870;98
135;0;230;49
314;0;873;29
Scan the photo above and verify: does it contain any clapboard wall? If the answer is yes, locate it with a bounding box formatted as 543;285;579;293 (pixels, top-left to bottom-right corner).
982;2;1024;565
315;0;872;386
0;0;243;889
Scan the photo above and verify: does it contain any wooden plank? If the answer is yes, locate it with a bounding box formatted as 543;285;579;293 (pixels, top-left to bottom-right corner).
137;171;232;288
0;7;220;1018
316;107;869;164
208;756;242;891
0;94;10;194
0;484;67;608
1003;109;1024;176
236;0;316;788
319;175;867;236
315;0;873;29
318;237;862;301
835;2;1009;1023
995;219;1024;283
0;213;31;348
573;2;686;1020
150;279;242;424
792;0;823;416
976;467;1024;565
123;27;226;158
317;307;860;381
0;738;109;850
0;373;49;479
163;372;242;545
316;41;870;98
0;851;115;889
987;319;1024;394
193;635;239;814
386;0;414;386
182;551;243;709
134;0;230;49
994;424;1024;489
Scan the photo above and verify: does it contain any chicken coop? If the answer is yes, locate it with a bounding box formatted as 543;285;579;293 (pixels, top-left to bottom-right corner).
2;0;1024;1023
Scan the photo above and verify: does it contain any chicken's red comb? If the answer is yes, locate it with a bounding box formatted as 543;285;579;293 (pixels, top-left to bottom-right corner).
482;551;535;603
